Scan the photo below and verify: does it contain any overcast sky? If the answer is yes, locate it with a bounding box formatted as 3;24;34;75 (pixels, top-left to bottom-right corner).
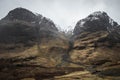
0;0;120;30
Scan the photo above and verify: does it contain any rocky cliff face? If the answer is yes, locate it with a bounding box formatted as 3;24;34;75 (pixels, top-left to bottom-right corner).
73;11;120;42
74;11;118;34
70;11;120;75
0;8;69;67
0;8;58;44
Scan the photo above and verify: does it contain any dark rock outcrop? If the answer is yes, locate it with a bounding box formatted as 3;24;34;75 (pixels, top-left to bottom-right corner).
2;8;37;22
0;8;58;45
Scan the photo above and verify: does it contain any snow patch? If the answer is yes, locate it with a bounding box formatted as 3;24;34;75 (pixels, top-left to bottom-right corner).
109;18;114;26
79;21;85;27
89;17;99;21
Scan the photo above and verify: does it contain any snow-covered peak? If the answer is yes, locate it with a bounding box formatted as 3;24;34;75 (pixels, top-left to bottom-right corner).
89;11;107;17
86;11;109;21
88;11;117;27
74;11;118;35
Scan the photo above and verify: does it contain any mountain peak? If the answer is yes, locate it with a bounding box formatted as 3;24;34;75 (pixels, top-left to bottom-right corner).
10;7;29;11
2;7;36;22
74;11;118;35
88;11;107;17
87;11;110;22
0;7;59;44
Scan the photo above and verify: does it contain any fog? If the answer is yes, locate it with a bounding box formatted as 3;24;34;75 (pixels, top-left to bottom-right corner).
0;0;120;30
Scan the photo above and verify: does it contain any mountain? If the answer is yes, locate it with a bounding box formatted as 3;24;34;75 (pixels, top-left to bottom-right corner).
0;8;58;44
74;11;118;34
70;11;120;76
74;11;120;41
0;9;120;80
0;8;69;68
2;8;37;22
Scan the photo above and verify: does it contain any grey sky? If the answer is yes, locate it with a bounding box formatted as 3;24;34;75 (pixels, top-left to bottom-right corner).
0;0;120;30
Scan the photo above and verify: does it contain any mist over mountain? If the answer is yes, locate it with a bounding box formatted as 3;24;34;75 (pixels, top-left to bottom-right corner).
0;8;59;44
0;8;120;80
0;0;120;30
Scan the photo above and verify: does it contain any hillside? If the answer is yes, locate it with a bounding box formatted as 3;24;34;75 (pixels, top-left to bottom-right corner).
0;8;120;80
